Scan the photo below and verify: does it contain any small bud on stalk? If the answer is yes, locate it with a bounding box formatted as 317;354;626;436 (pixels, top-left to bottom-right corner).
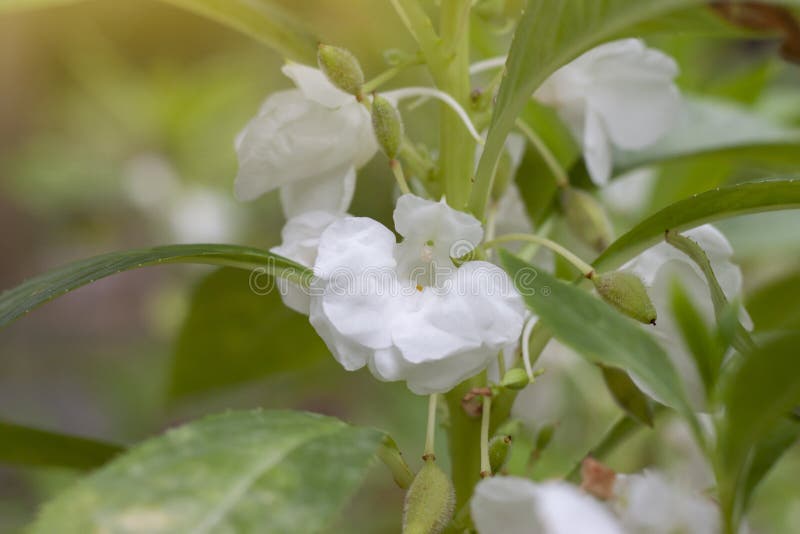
402;458;455;534
372;94;404;159
500;367;530;390
317;44;365;97
560;186;614;252
591;271;657;325
488;435;512;473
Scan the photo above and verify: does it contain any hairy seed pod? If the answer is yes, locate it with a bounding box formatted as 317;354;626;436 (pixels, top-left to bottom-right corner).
488;435;512;473
592;271;657;325
402;459;455;534
317;44;364;96
500;368;530;390
372;94;404;159
560;186;613;252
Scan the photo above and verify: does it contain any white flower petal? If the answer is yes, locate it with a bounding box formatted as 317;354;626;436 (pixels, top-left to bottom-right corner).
314;216;397;277
308;293;371;370
279;164;356;218
281;63;353;108
583;109;613;186
394;194;484;254
534;481;623;534
472;477;543;534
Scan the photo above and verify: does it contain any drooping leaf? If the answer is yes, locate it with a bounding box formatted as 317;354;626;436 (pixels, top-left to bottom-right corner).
594;178;800;272
600;365;655;427
500;251;695;425
32;410;385;534
716;332;800;526
0;244;311;329
669;281;721;392
0;421;123;470
0;0;317;63
169;268;328;398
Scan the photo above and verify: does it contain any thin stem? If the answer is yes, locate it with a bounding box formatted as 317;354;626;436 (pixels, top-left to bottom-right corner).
399;138;433;180
480;394;492;476
483;233;595;277
390;159;412;195
389;0;440;62
362;55;423;94
514;118;569;188
521;316;537;380
469;55;506;75
424;394;438;457
496;350;506;379
383;87;484;144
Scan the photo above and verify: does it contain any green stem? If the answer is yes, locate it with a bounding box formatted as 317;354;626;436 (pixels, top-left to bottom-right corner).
445;375;484;508
424;394;438;457
390;159;412;195
514;118;569;188
483;233;595;276
362;55;424;94
480;395;492;476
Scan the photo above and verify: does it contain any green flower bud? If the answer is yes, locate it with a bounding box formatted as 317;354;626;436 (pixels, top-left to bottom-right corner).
317;44;364;96
371;94;404;159
500;368;530;390
402;459;455;534
560;186;613;252
591;271;657;325
488;435;512;473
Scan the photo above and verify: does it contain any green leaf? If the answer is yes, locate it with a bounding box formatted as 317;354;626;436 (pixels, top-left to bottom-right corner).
499;250;695;424
613;98;800;173
600;365;655;427
169;268;328;398
669;281;720;392
0;244;311;329
0;421;122;470
0;0;316;63
746;271;800;331
32;410;385;534
717;332;800;526
594;178;800;272
470;0;704;217
741;417;800;510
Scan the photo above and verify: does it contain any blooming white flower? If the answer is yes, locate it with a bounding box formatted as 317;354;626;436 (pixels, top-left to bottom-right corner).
234;64;377;217
471;476;623;534
308;194;526;394
621;224;752;409
270;210;343;315
534;39;681;186
613;471;720;534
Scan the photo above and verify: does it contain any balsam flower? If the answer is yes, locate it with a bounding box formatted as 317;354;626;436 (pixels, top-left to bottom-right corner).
534;39;681;186
308;194;526;394
621;224;752;409
270;210;342;315
235;64;377;216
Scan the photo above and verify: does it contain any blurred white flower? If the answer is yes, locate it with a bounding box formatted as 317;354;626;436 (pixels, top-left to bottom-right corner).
168;188;238;244
613;471;720;534
535;39;681;186
621;224;752;409
471;477;623;534
235;64;377;217
308;194;525;394
270;210;342;315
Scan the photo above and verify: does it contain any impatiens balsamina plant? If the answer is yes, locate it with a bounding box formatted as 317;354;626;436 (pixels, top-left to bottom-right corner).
4;0;800;533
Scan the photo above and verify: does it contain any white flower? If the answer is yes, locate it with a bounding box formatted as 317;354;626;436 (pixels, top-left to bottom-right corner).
270;210;343;315
621;224;752;409
534;39;681;186
613;471;720;534
235;64;377;217
471;477;623;534
308;194;526;394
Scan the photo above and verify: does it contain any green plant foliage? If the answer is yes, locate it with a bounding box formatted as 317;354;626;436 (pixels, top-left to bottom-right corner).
31;410;385;534
169;268;328;398
594;178;800;271
600;365;655;427
746;271;800;331
0;245;310;329
500;250;695;425
0;422;123;470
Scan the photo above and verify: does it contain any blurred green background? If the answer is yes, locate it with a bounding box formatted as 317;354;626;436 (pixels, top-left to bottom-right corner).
1;1;800;532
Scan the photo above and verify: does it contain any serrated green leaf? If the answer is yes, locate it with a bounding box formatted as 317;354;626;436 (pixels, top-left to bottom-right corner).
0;244;311;329
169;268;328;398
717;332;800;528
32;410;385;534
499;250;695;425
0;421;122;470
0;0;316;62
594;178;800;272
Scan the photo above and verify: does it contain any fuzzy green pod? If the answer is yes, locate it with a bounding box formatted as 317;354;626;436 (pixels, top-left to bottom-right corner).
500;368;530;390
402;459;455;534
371;94;404;159
592;271;657;325
560;186;613;252
488;435;512;473
317;44;364;96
